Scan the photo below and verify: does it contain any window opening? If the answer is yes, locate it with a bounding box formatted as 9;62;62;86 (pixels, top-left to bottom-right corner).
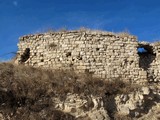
137;44;156;70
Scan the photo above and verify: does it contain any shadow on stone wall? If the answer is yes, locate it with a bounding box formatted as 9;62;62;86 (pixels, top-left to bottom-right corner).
20;48;30;63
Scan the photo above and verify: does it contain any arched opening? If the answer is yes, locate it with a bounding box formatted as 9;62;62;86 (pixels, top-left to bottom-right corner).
20;48;30;63
137;44;156;70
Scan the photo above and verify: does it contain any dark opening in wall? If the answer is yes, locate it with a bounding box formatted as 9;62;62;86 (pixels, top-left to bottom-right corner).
138;44;156;70
20;48;30;63
77;55;82;60
41;59;44;62
66;52;71;57
96;48;100;51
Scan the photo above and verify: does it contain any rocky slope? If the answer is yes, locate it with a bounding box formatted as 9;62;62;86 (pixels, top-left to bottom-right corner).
0;63;159;120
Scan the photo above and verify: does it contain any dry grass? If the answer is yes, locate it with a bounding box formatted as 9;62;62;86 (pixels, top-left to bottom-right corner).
59;27;68;32
44;27;135;39
153;41;160;46
117;31;131;37
0;62;138;119
116;29;134;38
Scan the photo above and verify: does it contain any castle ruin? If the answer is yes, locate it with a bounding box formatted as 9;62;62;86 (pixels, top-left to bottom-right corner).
15;30;160;82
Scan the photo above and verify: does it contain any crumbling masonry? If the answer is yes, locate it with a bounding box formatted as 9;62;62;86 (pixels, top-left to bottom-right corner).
15;30;160;82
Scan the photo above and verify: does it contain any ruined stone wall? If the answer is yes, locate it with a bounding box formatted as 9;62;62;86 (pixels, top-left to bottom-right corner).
147;42;160;82
16;30;160;82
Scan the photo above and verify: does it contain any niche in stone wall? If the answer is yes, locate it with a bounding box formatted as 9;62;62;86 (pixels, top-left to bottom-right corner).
48;42;57;50
137;44;156;70
20;48;30;63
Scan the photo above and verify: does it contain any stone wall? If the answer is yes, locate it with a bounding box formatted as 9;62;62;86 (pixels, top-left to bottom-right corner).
15;30;160;82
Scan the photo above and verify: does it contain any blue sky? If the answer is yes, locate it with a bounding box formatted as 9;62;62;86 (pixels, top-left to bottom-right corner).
1;0;160;60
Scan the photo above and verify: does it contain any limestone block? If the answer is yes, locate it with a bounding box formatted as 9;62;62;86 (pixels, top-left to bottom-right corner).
77;66;86;70
139;71;147;76
38;62;45;66
142;87;150;95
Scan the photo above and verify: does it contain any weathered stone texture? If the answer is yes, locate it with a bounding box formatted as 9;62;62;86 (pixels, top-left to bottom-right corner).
15;30;160;82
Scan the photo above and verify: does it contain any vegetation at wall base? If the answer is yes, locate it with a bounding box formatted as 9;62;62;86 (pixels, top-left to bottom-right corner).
0;62;141;119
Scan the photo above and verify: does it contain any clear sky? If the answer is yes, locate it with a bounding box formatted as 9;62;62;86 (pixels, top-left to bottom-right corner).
1;0;160;60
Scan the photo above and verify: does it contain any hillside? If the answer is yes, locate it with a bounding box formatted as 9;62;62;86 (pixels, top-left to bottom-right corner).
0;62;159;120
